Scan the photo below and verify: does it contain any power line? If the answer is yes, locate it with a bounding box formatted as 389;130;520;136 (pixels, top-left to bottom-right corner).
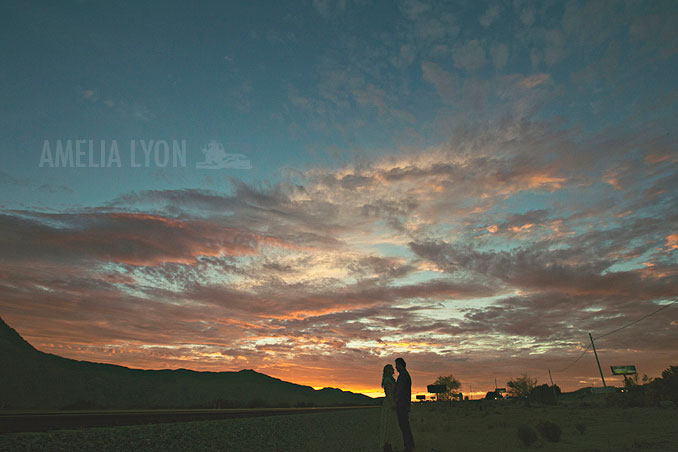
554;343;591;373
594;298;678;340
553;298;677;373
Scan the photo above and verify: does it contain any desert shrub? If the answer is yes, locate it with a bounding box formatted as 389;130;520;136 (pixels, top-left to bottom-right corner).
535;420;561;442
604;391;623;407
605;387;644;408
632;365;678;407
644;379;663;406
660;365;678;403
624;387;645;407
575;422;586;435
516;424;538;447
529;384;561;405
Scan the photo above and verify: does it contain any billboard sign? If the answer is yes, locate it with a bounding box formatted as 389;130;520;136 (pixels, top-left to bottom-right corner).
610;365;637;375
427;384;448;393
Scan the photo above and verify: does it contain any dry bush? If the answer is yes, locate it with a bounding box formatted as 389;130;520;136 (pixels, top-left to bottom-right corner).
575;422;586;435
516;424;537;447
535;420;561;442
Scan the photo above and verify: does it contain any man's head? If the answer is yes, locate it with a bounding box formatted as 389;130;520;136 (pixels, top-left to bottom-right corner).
395;357;406;372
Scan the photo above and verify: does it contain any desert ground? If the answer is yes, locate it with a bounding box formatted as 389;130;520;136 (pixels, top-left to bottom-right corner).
1;400;676;452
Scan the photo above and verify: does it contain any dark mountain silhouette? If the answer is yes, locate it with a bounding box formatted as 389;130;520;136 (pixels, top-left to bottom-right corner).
0;316;374;410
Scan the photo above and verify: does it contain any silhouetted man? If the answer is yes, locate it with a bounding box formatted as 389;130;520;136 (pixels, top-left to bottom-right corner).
394;357;414;452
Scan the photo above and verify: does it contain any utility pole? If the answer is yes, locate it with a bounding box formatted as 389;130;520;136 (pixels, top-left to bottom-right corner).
548;368;558;402
589;332;607;389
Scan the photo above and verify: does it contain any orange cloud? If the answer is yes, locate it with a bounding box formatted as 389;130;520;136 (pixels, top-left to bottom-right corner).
644;153;677;164
520;73;550;88
510;223;534;233
603;171;622;190
526;173;567;190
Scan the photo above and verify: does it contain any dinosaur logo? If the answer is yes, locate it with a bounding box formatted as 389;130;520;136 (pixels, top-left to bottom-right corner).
196;140;252;169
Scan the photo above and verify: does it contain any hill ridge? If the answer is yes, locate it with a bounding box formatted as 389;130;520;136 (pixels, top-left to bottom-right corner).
0;315;374;410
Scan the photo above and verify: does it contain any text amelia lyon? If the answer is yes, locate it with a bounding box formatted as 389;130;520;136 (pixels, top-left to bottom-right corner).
39;140;187;168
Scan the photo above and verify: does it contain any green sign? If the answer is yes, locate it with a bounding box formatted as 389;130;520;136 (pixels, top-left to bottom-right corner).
610;365;637;375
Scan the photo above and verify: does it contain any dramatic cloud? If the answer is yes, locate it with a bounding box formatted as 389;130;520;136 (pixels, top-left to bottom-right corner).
2;0;677;397
3;115;676;394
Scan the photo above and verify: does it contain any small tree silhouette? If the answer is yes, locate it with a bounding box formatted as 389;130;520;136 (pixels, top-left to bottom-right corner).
660;365;678;403
432;375;461;401
507;374;537;398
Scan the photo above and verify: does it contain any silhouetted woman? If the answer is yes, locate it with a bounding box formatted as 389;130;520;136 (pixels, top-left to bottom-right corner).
379;364;397;452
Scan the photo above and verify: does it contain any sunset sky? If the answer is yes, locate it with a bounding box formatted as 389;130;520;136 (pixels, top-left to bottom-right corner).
1;0;677;399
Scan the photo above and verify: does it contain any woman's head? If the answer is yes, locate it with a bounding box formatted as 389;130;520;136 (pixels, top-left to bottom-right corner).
382;364;394;387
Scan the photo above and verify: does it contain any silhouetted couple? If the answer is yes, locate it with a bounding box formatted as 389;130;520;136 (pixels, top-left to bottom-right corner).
380;357;414;452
